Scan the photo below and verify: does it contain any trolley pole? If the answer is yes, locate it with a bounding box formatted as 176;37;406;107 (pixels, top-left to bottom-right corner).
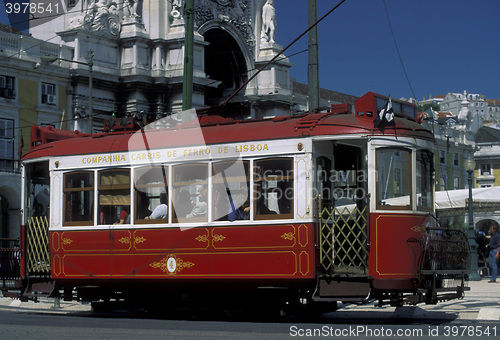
308;0;320;113
87;50;94;133
182;0;194;122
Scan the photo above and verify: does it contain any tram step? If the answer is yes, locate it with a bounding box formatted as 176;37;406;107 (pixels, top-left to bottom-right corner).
313;278;371;302
23;281;55;298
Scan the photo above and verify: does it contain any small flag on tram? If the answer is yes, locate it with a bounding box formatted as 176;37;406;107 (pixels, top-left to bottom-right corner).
374;97;395;129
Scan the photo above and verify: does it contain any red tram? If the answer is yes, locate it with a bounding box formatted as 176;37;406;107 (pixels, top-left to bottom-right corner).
2;92;469;312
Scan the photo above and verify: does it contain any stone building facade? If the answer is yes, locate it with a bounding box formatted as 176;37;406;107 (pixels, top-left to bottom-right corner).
27;0;295;132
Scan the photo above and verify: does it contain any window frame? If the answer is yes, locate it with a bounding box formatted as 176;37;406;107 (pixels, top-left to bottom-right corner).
63;171;95;226
172;163;208;223
0;118;14;170
57;155;301;227
134;165;169;224
253;157;294;220
376;147;412;211
212;160;250;222
41;82;56;105
97;168;131;225
0;75;16;99
416;150;434;212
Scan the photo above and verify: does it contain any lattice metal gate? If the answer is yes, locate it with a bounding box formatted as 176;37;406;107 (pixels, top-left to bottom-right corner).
318;199;369;275
25;216;51;277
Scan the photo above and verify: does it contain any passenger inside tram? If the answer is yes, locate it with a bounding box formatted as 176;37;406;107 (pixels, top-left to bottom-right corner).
186;187;208;218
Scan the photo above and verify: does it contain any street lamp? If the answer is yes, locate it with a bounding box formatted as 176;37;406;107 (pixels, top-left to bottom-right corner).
464;153;480;280
41;50;94;133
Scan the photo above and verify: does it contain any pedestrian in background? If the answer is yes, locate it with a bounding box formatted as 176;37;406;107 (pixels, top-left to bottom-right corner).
487;224;500;283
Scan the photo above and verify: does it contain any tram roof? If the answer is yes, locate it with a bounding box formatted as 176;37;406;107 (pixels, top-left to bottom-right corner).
23;112;433;161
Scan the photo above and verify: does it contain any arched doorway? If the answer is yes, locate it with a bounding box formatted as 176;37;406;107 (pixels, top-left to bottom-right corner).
203;28;248;107
476;218;499;233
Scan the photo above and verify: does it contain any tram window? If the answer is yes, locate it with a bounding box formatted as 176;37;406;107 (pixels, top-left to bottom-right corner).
212;160;250;221
376;148;411;209
416;150;433;211
172;163;208;223
254;158;293;220
24;161;50;221
98;169;130;225
134;166;168;223
63;171;94;226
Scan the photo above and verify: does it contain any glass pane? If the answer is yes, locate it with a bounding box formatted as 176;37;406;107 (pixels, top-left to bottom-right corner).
24;161;50;220
64;172;94;224
99;169;130;187
254;158;293;219
416;150;433;210
98;169;130;225
376;149;411;208
212;160;249;221
135;166;169;221
172;164;208;222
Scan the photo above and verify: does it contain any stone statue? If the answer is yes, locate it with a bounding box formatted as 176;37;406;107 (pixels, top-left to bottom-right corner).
171;0;184;20
124;0;143;22
261;0;276;44
69;0;120;36
458;91;470;122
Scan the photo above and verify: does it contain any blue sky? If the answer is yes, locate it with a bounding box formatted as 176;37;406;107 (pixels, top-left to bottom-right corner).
275;0;500;101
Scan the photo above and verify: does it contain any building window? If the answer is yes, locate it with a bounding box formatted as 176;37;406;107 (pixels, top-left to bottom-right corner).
453;153;459;167
0;76;15;99
0;118;14;170
453;176;460;190
480;163;491;176
439;150;446;164
41;82;56;105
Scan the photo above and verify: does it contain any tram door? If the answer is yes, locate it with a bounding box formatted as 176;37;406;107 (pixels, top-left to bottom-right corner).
316;142;369;275
23;161;51;277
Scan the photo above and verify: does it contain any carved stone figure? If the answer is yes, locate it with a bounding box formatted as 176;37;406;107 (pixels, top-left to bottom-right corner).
261;0;276;44
124;0;143;22
171;0;184;20
69;0;121;36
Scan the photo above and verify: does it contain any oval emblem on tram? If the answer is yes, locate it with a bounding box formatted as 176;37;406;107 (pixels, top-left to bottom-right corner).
167;257;177;273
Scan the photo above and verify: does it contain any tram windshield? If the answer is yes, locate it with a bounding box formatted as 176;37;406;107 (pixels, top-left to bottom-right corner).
376;148;411;209
376;148;434;211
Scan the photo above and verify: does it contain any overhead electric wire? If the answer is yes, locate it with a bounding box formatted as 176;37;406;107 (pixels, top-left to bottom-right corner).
382;0;416;100
220;0;348;106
